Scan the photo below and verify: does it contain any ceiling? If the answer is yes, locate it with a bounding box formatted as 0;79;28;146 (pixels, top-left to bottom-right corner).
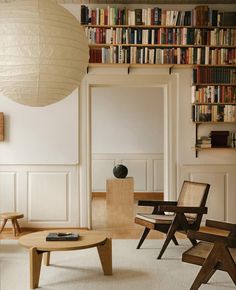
0;0;235;5
55;0;236;4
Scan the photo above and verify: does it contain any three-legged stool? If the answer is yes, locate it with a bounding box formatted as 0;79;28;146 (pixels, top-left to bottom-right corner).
0;212;24;236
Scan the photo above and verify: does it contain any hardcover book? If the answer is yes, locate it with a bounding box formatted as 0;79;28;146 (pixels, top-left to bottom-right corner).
46;232;79;241
135;9;142;25
219;12;236;27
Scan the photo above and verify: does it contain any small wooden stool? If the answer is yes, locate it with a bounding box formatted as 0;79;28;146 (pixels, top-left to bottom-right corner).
0;212;24;236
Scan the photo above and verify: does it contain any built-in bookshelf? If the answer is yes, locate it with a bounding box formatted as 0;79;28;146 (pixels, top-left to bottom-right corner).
81;5;236;65
192;66;236;157
80;4;236;157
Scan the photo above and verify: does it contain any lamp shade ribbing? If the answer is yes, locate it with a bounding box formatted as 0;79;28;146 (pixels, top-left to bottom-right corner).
0;0;89;106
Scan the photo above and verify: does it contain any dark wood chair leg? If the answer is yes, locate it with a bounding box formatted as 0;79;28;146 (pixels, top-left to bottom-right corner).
202;268;216;284
137;228;150;249
221;247;236;285
190;245;219;290
157;219;179;259
172;235;179;245
227;267;236;285
189;238;197;246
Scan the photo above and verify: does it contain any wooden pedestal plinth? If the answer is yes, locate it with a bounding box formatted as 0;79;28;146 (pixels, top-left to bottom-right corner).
106;177;134;228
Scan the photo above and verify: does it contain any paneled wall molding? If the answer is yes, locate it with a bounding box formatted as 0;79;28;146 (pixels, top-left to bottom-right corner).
0;165;79;228
92;153;163;160
179;164;236;223
92;153;164;192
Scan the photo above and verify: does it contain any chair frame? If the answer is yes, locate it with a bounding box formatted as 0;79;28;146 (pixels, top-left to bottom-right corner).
135;181;210;259
182;219;236;290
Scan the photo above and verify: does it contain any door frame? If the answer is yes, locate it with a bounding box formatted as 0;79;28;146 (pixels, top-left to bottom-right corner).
79;72;178;228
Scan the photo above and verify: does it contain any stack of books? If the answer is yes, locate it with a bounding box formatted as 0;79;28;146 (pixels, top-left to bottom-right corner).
230;132;236;148
196;136;212;148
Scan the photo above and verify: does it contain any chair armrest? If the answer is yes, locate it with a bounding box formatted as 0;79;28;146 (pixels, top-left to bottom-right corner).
206;219;236;233
158;205;208;214
137;200;177;207
187;230;236;247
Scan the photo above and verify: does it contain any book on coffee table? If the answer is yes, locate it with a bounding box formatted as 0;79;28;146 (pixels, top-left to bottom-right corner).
46;232;79;241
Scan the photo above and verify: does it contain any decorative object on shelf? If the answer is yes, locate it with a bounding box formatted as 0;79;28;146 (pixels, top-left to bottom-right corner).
113;164;128;179
211;130;229;147
0;112;4;141
0;0;89;107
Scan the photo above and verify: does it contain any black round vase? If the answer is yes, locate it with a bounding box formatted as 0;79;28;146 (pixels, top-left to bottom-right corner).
113;164;128;179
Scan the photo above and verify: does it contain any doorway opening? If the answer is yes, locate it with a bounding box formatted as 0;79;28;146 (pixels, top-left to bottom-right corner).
79;74;178;230
91;86;164;233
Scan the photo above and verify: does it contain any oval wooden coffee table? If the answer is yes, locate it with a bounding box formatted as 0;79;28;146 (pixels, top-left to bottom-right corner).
19;229;112;289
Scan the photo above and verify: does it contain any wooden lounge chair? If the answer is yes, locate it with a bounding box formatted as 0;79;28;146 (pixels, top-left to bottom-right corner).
135;180;210;259
182;219;236;290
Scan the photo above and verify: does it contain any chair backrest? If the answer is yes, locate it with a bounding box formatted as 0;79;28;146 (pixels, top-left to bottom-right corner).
177;181;210;224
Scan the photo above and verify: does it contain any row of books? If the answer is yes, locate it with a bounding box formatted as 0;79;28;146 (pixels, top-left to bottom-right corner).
192;85;236;103
89;47;236;65
81;5;236;27
192;104;236;122
193;67;236;84
230;132;236;147
196;136;212;148
196;132;236;148
85;27;236;46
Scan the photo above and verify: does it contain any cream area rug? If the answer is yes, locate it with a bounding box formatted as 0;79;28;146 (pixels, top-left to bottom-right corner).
0;239;234;290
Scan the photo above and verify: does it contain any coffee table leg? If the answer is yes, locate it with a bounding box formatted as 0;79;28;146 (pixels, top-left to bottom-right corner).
43;252;50;266
30;247;43;289
97;238;112;275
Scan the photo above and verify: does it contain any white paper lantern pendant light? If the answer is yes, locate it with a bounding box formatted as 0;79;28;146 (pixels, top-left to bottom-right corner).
0;0;89;107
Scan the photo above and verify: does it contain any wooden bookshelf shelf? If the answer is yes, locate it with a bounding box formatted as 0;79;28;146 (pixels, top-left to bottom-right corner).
88;63;194;72
89;63;236;69
192;103;236;105
193;121;236;157
195;147;236;150
194;122;236;124
89;44;236;48
83;24;236;29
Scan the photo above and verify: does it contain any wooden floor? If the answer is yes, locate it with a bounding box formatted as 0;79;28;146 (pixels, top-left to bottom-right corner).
0;197;167;240
91;196;168;239
0;197;224;240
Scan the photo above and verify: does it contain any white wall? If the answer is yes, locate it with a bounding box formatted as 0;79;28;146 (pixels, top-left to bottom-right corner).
0;3;236;228
92;87;164;154
91;86;164;192
0;84;79;228
0;90;78;164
